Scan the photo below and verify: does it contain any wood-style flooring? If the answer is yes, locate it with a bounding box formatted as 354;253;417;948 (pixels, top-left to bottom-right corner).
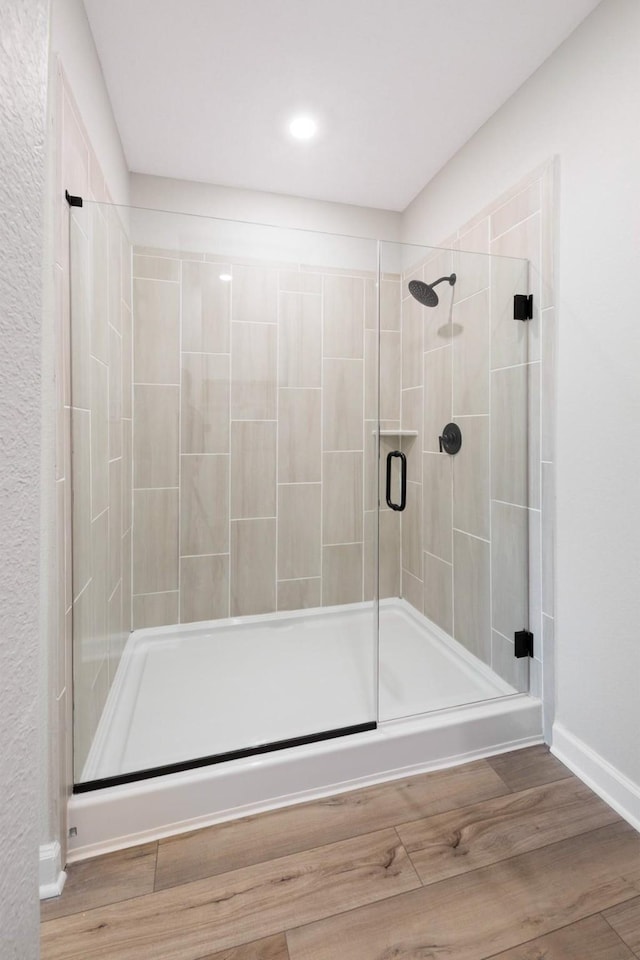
40;746;640;959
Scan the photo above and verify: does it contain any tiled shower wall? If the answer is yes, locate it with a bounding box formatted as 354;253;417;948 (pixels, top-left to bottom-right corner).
398;160;556;702
131;250;401;629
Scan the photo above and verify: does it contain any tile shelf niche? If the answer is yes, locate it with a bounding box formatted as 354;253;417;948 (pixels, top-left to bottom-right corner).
377;430;418;437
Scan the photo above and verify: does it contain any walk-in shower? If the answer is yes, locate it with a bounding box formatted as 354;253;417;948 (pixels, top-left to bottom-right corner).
67;199;539;851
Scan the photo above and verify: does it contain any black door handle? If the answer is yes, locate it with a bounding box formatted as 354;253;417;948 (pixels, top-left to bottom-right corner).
385;450;407;511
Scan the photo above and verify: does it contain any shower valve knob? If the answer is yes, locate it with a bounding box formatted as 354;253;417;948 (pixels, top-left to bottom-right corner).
439;423;462;455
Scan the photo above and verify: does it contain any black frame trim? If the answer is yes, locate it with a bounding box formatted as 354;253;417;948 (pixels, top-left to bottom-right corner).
73;721;377;793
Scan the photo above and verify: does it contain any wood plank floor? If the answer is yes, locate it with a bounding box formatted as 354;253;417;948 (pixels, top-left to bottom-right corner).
41;746;640;959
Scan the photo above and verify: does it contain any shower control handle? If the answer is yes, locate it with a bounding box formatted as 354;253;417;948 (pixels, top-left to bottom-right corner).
385;450;407;512
439;422;462;455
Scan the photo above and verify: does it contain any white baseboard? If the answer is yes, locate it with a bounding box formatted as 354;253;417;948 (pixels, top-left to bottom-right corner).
39;842;67;900
552;722;640;833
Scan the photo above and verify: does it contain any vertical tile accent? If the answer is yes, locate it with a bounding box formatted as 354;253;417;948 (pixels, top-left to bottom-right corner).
133;385;179;488
452;290;490;416
231;264;278;324
453;416;490;540
323;274;364;359
278;292;321;388
380;332;401;421
453;530;491;665
322;449;363;547
230;518;276;616
491;365;528;507
491;501;529;639
230;420;277;519
322;543;363;606
278;484;321;581
323;359;364;451
423;552;453;634
180;455;229;556
230;322;277;420
423;347;452;454
423;452;452;562
181;260;230;353
180;555;229;624
278;389;321;483
181;353;230;454
401;295;423;389
133;278;180;384
132;489;179;595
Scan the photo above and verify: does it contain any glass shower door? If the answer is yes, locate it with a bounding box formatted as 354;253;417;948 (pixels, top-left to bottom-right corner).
70;202;380;788
377;240;532;722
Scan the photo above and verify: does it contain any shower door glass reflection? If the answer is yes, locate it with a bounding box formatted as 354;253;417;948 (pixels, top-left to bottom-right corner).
377;241;532;722
70;203;379;788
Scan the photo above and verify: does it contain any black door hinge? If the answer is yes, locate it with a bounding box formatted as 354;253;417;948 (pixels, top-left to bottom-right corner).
65;190;83;207
514;294;533;321
514;629;534;658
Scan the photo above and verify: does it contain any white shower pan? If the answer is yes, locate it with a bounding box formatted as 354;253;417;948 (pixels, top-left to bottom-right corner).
69;599;542;859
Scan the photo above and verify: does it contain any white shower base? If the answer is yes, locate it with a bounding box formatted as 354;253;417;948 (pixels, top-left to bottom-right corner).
69;599;542;859
82;598;517;782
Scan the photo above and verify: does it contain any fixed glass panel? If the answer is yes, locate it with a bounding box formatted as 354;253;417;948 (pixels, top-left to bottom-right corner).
70;203;379;786
377;241;531;722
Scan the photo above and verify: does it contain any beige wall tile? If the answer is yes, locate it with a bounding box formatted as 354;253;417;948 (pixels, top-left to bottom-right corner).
453;241;490;303
423;347;452;454
366;278;401;331
364;509;400;601
72;409;91;599
423;452;452;562
279;270;322;294
364;329;377;421
181;455;229;556
278;292;321;388
541;308;556;463
70;221;91;410
182;353;230;454
91;508;109;672
108;208;122;334
401;295;423;389
122;420;132;533
401;481;422;579
133;488;179;595
121;232;131;308
491;180;541;240
230;519;276;616
133;278;180;384
133;255;180;282
421;249;455;354
453;530;491;665
491;214;541;362
107;581;125;685
122;528;132;632
402;568;424;614
230;421;277;519
89;204;108;365
529;361;541;510
380;331;401;421
109;324;122;459
278;484;321;581
90;359;109;519
453;415;490;540
232;264;278;323
323;274;364;359
108;458;122;596
323;452;363;545
322;543;363;606
401;388;422;483
452;289;490;416
277;578;321;611
121;302;132;419
491;501;529;640
490;255;529;371
492;365;528;507
491;630;529;691
72;581;94;779
180;555;229;624
182;260;230;354
278;389;321;483
132;592;179;630
133;385;179;489
423;552;453;634
541;164;556;310
323;359;363;451
231;322;277;420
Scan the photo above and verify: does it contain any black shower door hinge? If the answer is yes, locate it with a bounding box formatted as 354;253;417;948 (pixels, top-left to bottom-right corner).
514;294;533;321
514;629;534;658
65;190;83;207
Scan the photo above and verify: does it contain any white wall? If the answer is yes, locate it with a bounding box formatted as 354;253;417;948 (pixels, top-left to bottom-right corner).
131;173;401;241
50;0;129;205
402;0;640;806
0;0;50;955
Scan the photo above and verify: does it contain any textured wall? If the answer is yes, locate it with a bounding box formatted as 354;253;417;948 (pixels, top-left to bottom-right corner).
0;0;50;955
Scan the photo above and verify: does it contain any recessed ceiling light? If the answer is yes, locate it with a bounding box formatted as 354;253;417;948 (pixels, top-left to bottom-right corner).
289;115;317;140
219;273;232;282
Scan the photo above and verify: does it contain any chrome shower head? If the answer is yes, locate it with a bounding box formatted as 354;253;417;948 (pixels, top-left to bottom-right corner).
408;273;456;307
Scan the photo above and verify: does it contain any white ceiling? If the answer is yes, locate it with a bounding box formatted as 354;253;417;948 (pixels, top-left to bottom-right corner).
83;0;602;212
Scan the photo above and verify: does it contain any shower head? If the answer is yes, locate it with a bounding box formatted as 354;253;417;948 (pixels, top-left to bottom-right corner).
408;273;456;307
